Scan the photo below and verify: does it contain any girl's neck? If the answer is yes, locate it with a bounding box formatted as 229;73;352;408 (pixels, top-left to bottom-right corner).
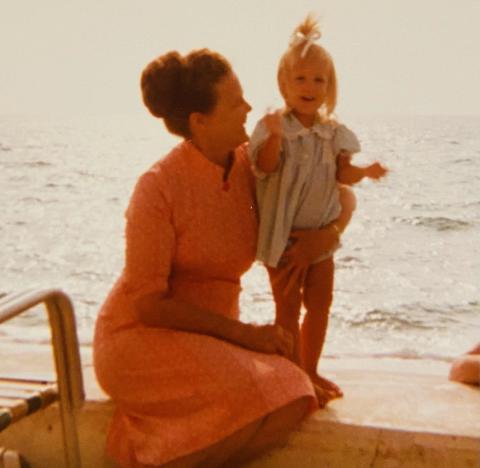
291;110;317;128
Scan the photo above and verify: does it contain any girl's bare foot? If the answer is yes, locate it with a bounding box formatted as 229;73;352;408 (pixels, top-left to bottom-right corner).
312;383;336;408
310;373;343;399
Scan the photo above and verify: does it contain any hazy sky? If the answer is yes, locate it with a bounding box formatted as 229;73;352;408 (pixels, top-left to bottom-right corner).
2;0;480;117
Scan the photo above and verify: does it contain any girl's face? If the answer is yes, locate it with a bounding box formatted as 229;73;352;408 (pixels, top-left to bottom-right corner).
283;56;330;126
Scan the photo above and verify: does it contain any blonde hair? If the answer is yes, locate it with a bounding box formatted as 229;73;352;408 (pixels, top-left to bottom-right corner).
277;15;337;119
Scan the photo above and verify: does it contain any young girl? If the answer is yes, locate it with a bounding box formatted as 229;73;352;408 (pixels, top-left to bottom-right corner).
249;16;387;400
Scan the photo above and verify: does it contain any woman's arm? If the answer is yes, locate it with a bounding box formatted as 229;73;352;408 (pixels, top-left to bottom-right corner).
136;292;294;358
283;185;356;267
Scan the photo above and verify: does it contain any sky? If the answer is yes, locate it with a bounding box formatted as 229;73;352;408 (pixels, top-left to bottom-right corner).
1;0;480;118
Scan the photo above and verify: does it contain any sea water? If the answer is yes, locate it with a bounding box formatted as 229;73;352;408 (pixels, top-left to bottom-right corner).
1;113;479;361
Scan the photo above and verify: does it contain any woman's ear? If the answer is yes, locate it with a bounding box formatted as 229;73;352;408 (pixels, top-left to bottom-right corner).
189;112;206;134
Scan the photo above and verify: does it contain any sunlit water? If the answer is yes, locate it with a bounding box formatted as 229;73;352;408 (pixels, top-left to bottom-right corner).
1;113;479;361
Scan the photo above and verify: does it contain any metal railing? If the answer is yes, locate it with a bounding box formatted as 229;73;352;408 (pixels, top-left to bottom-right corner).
0;289;84;468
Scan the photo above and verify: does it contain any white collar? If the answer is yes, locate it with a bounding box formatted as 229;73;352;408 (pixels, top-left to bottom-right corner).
283;113;335;141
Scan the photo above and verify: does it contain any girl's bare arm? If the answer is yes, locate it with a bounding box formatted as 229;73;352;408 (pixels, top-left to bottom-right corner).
337;151;388;185
256;111;283;173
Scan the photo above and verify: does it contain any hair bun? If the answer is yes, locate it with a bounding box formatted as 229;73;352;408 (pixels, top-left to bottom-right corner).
140;48;231;138
140;51;184;119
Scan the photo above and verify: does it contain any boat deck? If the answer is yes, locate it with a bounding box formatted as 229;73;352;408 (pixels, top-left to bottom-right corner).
0;343;479;467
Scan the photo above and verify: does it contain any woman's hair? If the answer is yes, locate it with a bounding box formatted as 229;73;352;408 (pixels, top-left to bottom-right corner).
141;49;232;138
277;15;337;118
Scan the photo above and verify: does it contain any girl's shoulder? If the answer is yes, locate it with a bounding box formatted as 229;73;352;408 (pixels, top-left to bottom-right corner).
330;122;361;154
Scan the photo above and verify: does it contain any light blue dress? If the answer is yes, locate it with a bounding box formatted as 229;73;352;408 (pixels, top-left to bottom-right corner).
249;112;361;267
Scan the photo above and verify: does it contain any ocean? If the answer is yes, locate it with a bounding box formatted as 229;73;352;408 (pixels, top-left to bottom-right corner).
1;113;479;361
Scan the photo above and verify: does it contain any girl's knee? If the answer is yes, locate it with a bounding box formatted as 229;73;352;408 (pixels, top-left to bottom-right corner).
275;304;302;332
273;287;302;321
303;267;334;312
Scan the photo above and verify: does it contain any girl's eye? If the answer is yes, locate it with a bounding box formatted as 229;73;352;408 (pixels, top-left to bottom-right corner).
295;76;305;81
315;77;325;83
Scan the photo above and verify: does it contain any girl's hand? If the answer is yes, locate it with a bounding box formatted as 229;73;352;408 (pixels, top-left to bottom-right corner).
365;162;388;180
262;109;283;137
240;323;294;359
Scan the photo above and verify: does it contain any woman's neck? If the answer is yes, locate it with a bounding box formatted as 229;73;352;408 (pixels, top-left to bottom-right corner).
190;138;230;168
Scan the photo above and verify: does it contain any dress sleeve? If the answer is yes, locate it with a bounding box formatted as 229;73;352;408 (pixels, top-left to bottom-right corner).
247;119;270;178
333;124;361;156
122;170;175;300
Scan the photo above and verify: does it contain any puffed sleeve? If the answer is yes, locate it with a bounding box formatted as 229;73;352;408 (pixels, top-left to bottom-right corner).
122;170;175;300
333;124;361;156
247;119;270;178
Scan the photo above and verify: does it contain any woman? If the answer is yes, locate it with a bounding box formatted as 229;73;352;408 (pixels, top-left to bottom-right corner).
93;49;348;467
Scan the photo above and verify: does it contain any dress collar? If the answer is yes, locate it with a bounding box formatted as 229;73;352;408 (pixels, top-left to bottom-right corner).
184;140;236;191
283;112;335;141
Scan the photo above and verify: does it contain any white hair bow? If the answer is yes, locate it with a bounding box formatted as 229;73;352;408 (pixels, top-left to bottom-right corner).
291;30;321;58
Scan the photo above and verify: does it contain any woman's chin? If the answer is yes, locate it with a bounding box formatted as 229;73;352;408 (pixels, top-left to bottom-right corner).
236;128;249;146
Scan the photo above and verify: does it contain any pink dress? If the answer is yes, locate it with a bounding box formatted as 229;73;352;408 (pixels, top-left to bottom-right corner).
93;141;316;466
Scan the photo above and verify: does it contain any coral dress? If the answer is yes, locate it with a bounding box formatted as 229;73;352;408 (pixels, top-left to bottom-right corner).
93;141;316;467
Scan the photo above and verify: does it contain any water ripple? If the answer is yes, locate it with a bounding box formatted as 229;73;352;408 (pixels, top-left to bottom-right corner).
394;215;472;231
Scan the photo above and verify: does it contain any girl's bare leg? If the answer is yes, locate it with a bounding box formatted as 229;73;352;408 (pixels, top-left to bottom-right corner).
301;257;342;397
266;265;334;407
267;265;303;365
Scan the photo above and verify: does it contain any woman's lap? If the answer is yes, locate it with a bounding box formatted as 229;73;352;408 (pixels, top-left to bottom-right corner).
94;324;316;466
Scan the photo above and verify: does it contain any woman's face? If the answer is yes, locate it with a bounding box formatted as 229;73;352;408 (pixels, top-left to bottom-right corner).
202;72;252;152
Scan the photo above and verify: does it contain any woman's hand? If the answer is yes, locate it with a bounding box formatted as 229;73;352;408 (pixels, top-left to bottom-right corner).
239;323;295;360
282;225;339;268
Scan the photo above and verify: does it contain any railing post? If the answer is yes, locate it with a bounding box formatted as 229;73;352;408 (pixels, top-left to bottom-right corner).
45;293;83;468
0;289;84;468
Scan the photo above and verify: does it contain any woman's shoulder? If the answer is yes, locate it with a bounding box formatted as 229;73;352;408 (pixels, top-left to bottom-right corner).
149;140;190;174
133;141;189;201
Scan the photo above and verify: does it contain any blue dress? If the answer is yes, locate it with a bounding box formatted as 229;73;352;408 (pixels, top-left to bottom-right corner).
249;112;361;267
